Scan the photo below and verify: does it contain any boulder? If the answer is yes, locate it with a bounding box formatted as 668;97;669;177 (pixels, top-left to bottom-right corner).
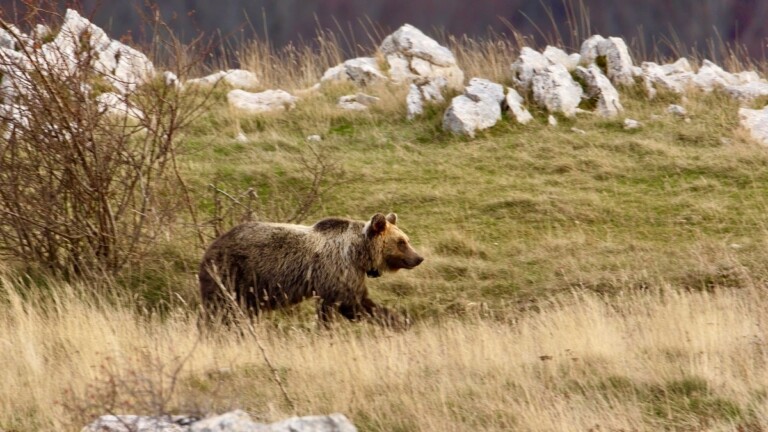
543;46;580;71
739;106;768;146
380;24;464;90
510;47;551;94
164;71;181;89
575;65;623;117
623;118;642;129
186;71;228;87
188;410;263;432
406;84;424;119
465;77;505;104
81;415;185;432
321;57;386;87
227;89;297;113
692;60;741;92
579;35;636;86
640;58;694;98
221;69;260;89
724;81;768;104
96;92;144;120
406;77;447;120
443;94;501;137
504;87;533;124
97;40;155;94
667;104;687;118
0;27;16;50
442;77;508;136
338;93;379;110
531;64;583;117
186;69;259;89
547;115;558;126
83;410;358;432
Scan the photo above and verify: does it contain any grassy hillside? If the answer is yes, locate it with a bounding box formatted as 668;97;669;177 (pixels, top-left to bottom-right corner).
3;31;768;431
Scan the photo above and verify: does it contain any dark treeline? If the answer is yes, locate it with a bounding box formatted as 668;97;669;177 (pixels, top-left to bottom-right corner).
1;0;766;61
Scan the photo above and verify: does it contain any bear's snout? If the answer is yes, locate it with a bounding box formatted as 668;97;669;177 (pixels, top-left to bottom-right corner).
405;254;424;269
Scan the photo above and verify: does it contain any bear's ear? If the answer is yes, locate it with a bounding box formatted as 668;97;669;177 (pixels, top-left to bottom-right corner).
367;213;388;237
386;213;397;225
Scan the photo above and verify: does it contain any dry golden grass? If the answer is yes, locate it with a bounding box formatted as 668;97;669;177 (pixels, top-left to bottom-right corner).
3;270;767;431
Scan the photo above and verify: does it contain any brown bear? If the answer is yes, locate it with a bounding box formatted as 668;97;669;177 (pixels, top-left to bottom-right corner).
198;212;423;327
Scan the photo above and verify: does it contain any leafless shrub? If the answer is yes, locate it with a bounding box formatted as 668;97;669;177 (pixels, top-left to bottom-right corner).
205;144;345;237
0;7;214;277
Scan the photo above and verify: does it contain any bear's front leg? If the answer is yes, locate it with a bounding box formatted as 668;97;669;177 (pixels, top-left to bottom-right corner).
360;296;409;330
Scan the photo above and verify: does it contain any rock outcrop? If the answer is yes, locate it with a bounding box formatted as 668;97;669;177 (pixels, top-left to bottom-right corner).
380;24;464;90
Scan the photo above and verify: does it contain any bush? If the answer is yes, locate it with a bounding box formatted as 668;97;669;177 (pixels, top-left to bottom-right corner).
0;12;212;277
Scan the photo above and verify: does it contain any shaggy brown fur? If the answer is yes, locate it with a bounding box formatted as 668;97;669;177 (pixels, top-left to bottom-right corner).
199;213;423;327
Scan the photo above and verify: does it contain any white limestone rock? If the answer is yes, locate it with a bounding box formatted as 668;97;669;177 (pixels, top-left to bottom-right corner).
406;84;424;119
385;54;416;83
543;46;580;71
306;134;322;142
320;64;347;83
187;69;259;89
547;115;558;127
623;118;642;129
380;24;455;67
739;106;768;146
504;87;533;124
667;104;687;118
222;69;260;89
0;27;16;50
510;47;551;94
579;35;606;66
692;60;740;92
81;415;185;432
97;40;155;94
338;93;379;110
641;58;695;98
406;77;447;120
344;57;386;86
575;65;623;118
531;64;583;117
465;77;505;104
442;94;501;137
227;89;297;113
380;24;464;90
163;71;181;88
186;70;228;87
724;81;768;104
579;35;636;86
320;57;386;87
96;92;143;120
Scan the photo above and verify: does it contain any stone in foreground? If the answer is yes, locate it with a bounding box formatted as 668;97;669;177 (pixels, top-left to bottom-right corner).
83;410;358;432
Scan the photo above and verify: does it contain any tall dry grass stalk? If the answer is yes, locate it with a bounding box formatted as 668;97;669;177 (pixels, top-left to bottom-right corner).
3;269;767;431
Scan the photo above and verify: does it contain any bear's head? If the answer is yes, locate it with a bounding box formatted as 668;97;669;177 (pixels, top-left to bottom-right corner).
365;213;424;277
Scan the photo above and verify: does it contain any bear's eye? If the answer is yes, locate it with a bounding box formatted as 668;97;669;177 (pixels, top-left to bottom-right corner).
397;239;407;247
